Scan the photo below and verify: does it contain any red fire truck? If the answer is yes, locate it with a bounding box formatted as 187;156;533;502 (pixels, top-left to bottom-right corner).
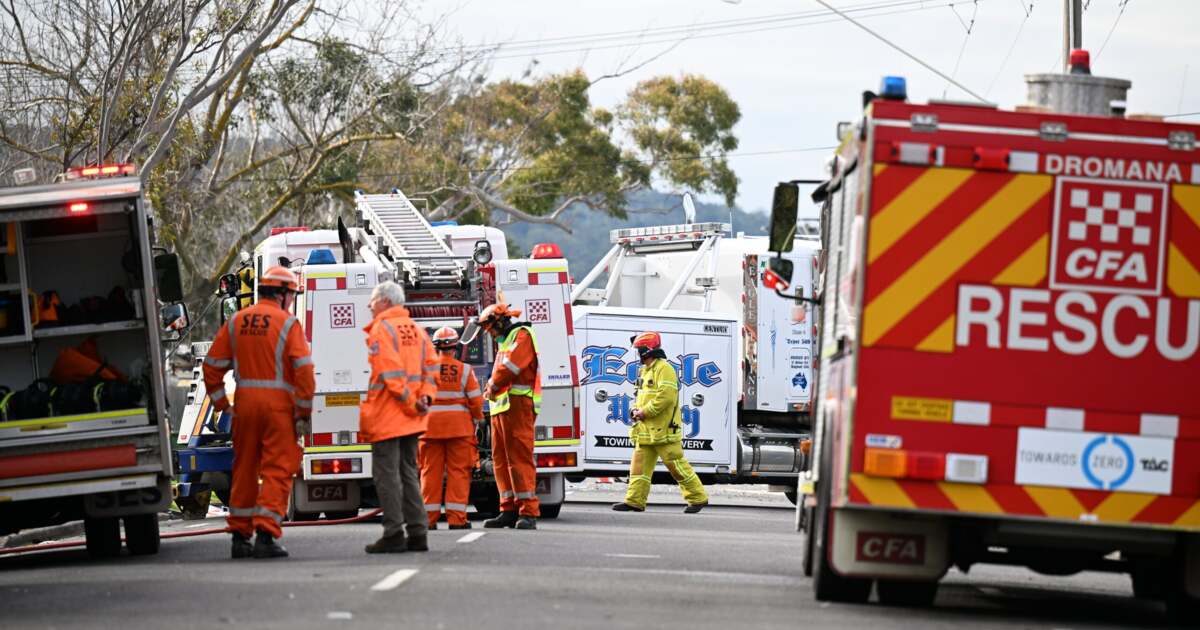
773;52;1200;621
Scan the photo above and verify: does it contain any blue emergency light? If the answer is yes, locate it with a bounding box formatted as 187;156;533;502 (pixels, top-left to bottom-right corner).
306;248;337;265
430;220;459;227
880;76;907;101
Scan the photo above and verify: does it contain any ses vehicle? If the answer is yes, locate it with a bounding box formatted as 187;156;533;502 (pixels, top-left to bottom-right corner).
570;194;820;498
774;51;1200;621
0;165;188;557
175;189;580;519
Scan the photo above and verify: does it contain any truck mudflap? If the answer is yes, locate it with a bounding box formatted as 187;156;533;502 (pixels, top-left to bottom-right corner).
83;475;172;518
830;508;950;580
292;477;360;515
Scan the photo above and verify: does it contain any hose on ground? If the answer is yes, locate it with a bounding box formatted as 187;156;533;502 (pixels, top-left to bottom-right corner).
0;508;384;556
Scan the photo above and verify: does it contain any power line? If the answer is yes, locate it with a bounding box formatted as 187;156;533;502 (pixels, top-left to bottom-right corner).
1164;111;1200;119
1095;0;1131;60
986;2;1034;97
944;0;980;99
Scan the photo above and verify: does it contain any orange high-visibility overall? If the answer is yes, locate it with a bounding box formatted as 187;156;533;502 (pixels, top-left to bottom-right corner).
203;301;314;539
420;353;484;526
487;325;541;518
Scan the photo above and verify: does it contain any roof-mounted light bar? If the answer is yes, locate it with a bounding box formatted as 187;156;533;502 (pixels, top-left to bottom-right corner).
610;222;729;245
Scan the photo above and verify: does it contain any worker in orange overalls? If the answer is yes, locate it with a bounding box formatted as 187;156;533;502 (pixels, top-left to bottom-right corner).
420;327;484;530
203;266;314;560
478;303;542;530
361;281;439;554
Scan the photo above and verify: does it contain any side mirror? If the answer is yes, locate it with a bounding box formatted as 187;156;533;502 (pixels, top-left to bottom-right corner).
460;317;482;345
764;256;794;291
218;273;240;299
768;183;799;253
161;302;190;340
220;296;240;324
154;253;184;303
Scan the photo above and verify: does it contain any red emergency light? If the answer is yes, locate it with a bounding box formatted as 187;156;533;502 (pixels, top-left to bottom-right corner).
531;243;563;259
536;452;577;468
68;202;89;213
270;227;312;236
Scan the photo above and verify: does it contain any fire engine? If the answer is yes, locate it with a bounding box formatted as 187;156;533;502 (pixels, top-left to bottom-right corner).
176;189;581;519
772;51;1200;621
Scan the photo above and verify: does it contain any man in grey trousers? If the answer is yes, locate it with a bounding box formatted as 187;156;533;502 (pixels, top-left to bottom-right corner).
360;281;439;553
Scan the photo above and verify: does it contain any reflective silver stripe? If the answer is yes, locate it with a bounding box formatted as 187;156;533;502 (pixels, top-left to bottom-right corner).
276;317;295;383
515;491;536;500
444;502;468;512
295;399;313;409
209;387;227;401
465;388;482;398
255;506;284;523
460;367;470;389
238;379;294;391
406;374;424;382
204;357;231;368
424;504;443;511
293;356;313;369
369;383;385;391
502;358;521;375
379;370;409;382
424;377;437;386
228;506;255;517
381;319;400;352
436;391;463;400
500;490;516;498
227;316;239;378
430;404;468;414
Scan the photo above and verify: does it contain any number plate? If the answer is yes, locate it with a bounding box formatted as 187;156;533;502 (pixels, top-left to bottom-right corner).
307;482;349;503
84;477;171;518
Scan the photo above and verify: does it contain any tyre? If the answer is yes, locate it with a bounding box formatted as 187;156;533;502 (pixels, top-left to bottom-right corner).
471;485;501;517
801;506;815;578
785;489;799;505
84;517;122;559
1130;565;1168;599
876;579;939;607
324;510;359;521
811;429;871;603
123;513;161;556
204;471;232;507
540;503;562;519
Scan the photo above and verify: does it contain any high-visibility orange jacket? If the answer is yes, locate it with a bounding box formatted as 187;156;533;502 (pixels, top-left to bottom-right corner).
360;305;438;442
487;325;539;411
426;354;484;439
202;301;315;414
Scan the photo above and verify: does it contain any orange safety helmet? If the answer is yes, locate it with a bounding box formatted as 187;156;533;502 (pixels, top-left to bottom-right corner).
258;266;303;293
631;331;662;358
478;302;521;331
432;326;460;349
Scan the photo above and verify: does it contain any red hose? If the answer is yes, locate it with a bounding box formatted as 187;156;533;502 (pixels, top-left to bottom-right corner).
0;508;383;556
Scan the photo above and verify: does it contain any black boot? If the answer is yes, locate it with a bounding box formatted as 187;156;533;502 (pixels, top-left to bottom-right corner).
406;534;429;552
449;522;472;530
252;531;289;558
483;511;519;528
365;533;407;554
683;501;709;514
231;533;253;559
515;516;537;530
611;502;644;512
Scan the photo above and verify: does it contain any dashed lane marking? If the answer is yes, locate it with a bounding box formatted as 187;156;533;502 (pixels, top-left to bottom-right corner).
457;532;486;544
370;568;419;592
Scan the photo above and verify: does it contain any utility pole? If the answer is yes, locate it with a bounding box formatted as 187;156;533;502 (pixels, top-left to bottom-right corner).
1063;0;1084;71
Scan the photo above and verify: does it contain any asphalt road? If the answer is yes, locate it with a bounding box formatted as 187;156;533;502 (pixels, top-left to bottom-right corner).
0;486;1172;630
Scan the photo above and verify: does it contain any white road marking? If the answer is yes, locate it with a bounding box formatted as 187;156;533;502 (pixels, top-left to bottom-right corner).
327;611;354;620
605;553;661;559
457;532;486;544
370;568;419;592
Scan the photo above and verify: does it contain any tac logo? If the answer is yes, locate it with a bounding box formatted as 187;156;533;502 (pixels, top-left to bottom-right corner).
330;304;355;328
1050;177;1168;295
525;299;551;324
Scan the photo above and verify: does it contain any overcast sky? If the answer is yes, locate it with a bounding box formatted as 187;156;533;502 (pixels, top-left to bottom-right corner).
415;0;1198;216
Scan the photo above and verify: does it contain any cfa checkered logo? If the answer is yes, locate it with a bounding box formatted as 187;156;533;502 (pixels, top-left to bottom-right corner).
525;299;551;324
1050;177;1167;295
330;303;355;328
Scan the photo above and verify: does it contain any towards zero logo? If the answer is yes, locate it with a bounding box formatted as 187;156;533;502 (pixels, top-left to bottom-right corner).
1050;177;1168;295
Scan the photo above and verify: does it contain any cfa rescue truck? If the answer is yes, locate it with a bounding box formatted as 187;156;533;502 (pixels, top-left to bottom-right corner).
0;165;187;557
570;197;819;497
176;189;581;519
774;52;1200;621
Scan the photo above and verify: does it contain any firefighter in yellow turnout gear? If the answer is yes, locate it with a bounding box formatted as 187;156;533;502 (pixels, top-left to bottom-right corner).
613;332;709;513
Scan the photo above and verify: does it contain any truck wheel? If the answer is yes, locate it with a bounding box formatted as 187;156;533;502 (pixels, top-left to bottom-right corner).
876;579;939;607
800;506;815;578
785;489;799;505
1166;550;1200;626
84;517;122;558
540;503;562;519
202;471;232;507
1130;565;1168;599
472;485;501;517
812;500;871;603
123;513;161;556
